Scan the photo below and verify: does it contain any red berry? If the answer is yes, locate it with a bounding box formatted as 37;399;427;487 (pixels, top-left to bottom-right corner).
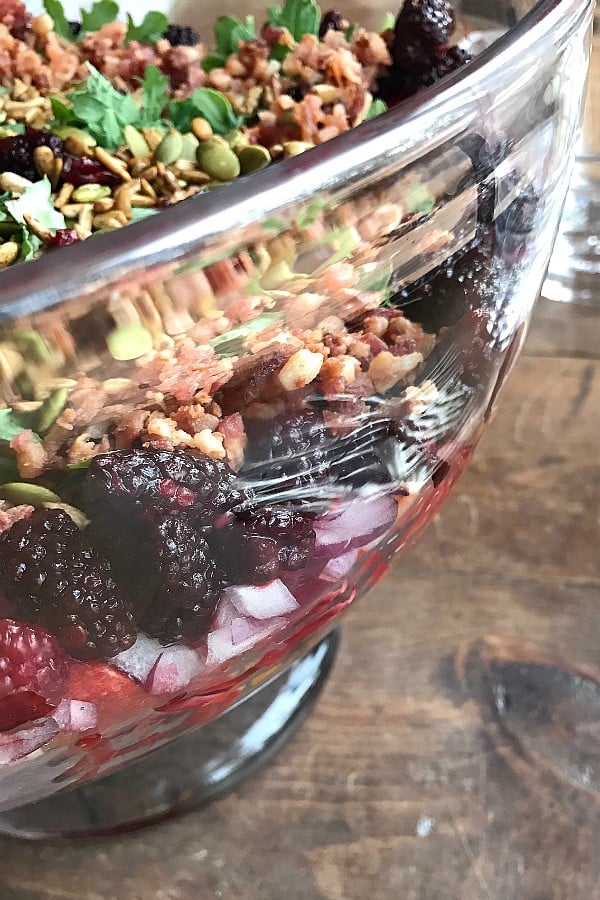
47;228;80;250
0;619;68;732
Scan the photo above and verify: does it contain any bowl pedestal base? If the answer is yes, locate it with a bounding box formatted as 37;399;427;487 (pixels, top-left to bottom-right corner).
0;631;339;840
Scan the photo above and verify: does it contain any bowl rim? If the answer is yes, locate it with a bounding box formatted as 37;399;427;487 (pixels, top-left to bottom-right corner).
0;0;592;318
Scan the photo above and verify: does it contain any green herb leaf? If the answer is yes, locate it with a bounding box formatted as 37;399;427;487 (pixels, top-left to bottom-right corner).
80;0;119;33
204;15;256;71
380;12;395;31
50;95;77;124
344;23;358;41
365;98;388;120
295;194;326;229
5;178;66;232
43;0;73;42
209;312;285;357
0;408;41;444
69;64;140;148
19;227;42;261
405;182;435;214
267;0;321;41
129;207;158;222
137;65;170;127
169;88;242;136
126;11;169;45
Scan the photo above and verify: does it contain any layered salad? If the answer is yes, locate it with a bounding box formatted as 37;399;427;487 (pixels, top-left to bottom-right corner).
0;0;538;802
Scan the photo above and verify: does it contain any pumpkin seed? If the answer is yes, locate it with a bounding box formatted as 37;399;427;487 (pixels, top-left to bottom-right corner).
0;482;62;506
124;124;151;158
71;184;112;203
11;329;51;364
196;139;240;182
107;323;153;361
52;125;96;147
155;131;184;166
223;129;244;150
179;132;200;161
261;259;294;290
37;387;69;434
283;141;315;158
238;145;271;175
43;502;90;529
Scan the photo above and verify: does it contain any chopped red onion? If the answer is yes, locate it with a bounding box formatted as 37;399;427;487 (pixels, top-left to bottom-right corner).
314;495;398;557
222;579;299;619
320;548;359;582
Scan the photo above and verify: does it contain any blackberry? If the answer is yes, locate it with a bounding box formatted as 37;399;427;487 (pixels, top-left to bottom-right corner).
0;128;64;182
319;10;344;39
140;517;221;644
0;510;136;660
393;0;455;63
215;507;316;585
243;411;331;490
84;449;252;526
68;20;82;37
163;24;200;46
380;45;471;104
0;618;68;732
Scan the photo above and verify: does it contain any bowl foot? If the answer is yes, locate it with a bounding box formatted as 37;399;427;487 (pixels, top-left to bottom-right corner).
0;630;339;840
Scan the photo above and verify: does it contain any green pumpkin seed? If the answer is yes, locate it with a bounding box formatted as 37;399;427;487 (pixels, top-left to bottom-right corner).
0;482;62;506
261;259;294;290
238;145;271;175
283;141;315;158
196;139;240;182
155;131;184;166
52;125;97;147
124;124;151;158
37;387;69;434
71;184;112;203
222;129;244;150
10;329;51;364
43;502;90;529
179;132;200;161
107;323;153;361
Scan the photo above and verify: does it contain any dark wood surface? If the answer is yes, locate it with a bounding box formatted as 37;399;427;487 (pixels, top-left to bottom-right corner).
0;32;598;900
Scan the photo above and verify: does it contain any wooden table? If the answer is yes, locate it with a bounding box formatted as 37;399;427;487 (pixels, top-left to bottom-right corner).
1;26;599;900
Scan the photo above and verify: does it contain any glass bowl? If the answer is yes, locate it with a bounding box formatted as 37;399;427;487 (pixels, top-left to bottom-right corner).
0;0;593;838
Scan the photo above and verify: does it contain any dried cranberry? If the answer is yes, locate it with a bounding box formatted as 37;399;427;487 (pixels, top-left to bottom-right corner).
0;128;64;182
47;229;80;249
319;10;344;39
61;154;122;188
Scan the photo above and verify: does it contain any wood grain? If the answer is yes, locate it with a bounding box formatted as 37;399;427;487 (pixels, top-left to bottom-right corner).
0;12;598;900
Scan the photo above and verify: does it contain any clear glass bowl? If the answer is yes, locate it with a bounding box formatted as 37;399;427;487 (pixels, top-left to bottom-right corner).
0;0;593;838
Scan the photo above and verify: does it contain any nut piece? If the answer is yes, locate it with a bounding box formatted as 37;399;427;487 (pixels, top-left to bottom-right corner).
191;117;213;142
368;351;424;393
238;145;271;175
277;349;324;391
0;242;20;267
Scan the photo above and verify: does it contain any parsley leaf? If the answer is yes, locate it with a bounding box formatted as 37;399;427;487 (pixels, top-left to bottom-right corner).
5;178;66;232
0;408;40;444
19;227;42;261
126;11;169;45
203;15;256;71
80;0;119;33
169;88;241;136
267;0;321;49
137;65;170;127
380;12;396;31
43;0;73;42
68;64;140;148
365;98;387;120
